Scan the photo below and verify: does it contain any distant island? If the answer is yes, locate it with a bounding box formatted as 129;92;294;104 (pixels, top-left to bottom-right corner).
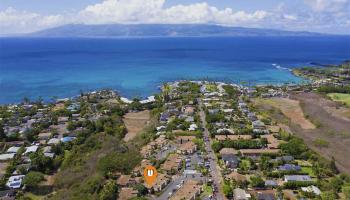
27;24;325;38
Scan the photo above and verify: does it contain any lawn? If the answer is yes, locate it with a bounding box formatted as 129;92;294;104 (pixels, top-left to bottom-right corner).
327;93;350;107
24;193;45;200
301;166;315;177
205;84;218;92
200;184;213;198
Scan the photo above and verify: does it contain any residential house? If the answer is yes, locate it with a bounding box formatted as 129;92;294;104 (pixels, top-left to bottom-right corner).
267;126;280;134
118;187;138;200
170;180;203;200
226;172;247;183
160;112;170;123
219;148;238;155
161;154;183;173
278;164;301;171
215;135;252;141
0;154;15;162
188;124;198;131
256;190;276;200
38;132;51;141
284;175;312;182
24;145;38;155
117;175;135;187
233;188;251;200
6;147;20;154
177;136;196;144
265;180;278;187
301;185;321;196
47;138;60;145
240;149;280;157
221;154;239;169
261;134;282;149
6;175;25;189
182;106;195;115
177;141;197;155
252;120;266;129
145;173;170;192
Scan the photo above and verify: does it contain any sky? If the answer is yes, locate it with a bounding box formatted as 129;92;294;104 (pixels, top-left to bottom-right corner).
0;0;349;34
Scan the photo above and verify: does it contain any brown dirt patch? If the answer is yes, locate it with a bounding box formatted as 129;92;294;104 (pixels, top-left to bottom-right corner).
254;97;315;129
123;110;150;142
254;93;350;174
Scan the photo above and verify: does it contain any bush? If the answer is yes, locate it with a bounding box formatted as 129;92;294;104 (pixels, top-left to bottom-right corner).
250;176;265;188
97;150;141;175
283;181;314;189
99;180;118;200
23;171;45;189
280;137;308;158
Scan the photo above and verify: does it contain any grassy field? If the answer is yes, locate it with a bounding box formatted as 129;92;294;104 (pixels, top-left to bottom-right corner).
254;97;315;129
123;110;150;141
301;166;315;177
327;93;350;107
205;84;218;92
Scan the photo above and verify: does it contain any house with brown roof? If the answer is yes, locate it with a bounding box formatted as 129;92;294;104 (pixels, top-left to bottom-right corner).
261;134;282;149
118;187;138;200
170;180;203;200
117;175;135;187
133;159;152;176
226;171;247;183
219;148;238;155
215;135;252;141
145;173;170;192
154;135;167;148
240;149;280;157
177;136;196;144
182;106;195;115
177;141;197;155
267;125;280;134
140;145;153;157
161;154;183;174
37;132;51;140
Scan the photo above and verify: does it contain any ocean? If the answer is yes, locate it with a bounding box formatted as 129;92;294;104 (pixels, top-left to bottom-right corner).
0;36;349;104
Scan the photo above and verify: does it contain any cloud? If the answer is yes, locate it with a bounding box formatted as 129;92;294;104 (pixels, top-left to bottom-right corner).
0;0;349;34
304;0;350;12
0;7;64;34
77;0;269;25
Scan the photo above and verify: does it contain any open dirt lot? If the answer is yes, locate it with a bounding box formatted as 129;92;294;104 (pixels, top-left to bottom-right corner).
254;97;315;129
123;110;150;142
254;93;350;174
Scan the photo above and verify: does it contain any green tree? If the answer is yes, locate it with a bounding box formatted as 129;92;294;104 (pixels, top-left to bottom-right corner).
30;152;54;173
330;157;338;174
130;98;142;111
99;180;118;200
211;141;223;153
280;138;308;158
23;171;44;189
342;186;350;199
321;191;337;200
222;182;233;197
250;176;265;188
0;124;6;140
133;184;148;196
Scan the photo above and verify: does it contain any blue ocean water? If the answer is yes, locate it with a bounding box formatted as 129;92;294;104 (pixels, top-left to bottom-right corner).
0;36;350;104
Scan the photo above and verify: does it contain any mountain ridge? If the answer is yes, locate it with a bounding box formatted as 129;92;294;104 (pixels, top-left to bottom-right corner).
26;24;326;38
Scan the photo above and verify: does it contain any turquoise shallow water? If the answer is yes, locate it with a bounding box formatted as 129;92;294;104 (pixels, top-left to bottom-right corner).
0;36;349;103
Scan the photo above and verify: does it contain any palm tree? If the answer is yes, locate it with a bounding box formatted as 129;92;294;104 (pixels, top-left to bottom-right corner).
23;96;30;104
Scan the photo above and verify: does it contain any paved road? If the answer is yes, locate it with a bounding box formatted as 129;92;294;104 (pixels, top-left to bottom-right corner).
155;143;176;160
198;98;226;200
